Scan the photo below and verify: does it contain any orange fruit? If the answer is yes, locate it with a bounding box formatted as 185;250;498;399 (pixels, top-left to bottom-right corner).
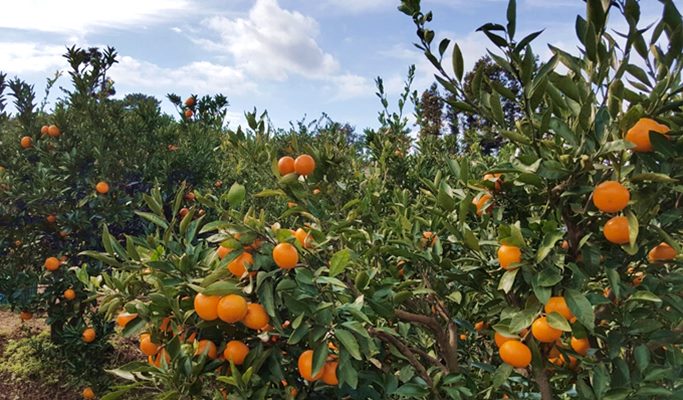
20;136;32;149
277;156;296;175
499;340;531;368
82;327;96;343
224;340;249;365
474;321;486;331
483;173;502;191
95;181;109;194
185;191;196;201
82;387;95;399
140;333;159;356
294;154;315;176
217;294;248;323
321;361;339;385
603;216;630;244
294;228;313;249
184;109;193;118
459;333;467;341
116;312;138;328
544;297;574;321
47;214;57;223
592;181;630;213
273;243;299;270
159;317;172;333
473;193;493;216
40;125;49;136
194;293;221;321
149;349;170;367
228;252;253;277
195;339;218;359
64;288;76;300
570;336;590;356
47;124;61;137
561;240;569;250
242;303;270;330
497;245;521;270
313;188;321;195
625;117;669;152
632;274;644;286
179;207;189;218
20;311;33;321
184;96;195;107
531;317;562;343
494;331;515;348
647;242;677;263
44;256;61;271
298;350;323;381
216;245;232;260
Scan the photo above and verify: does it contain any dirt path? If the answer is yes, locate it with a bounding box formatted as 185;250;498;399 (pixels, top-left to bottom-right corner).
0;309;80;400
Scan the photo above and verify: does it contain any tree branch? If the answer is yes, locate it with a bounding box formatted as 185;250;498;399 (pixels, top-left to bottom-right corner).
532;364;554;400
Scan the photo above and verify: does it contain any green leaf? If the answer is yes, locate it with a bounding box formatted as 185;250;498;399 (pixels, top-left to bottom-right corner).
634;344;650;372
536;231;564;263
630;173;676;183
329;248;353;277
506;0;516;39
625;209;639;247
498;268;519;294
312;341;329;377
565;289;595;331
452;43;464;81
201;281;241;296
335;328;362;360
547;311;572;332
134;211;169;229
492;363;513;388
227;183;246;207
628;291;662;303
437;183;456;211
509;307;537;333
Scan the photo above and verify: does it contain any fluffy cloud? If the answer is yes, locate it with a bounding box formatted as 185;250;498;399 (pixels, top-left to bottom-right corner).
0;0;191;35
199;0;339;80
110;56;257;95
0;42;65;73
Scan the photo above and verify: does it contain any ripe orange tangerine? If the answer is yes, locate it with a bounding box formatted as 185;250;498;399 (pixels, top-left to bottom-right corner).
531;317;562;343
64;288;76;300
570;336;590;356
224;340;249;365
322;361;339;385
603;216;630;244
82;327;96;343
273;243;299;269
216;245;232;260
116;312;138;328
625;117;669;152
47;125;61;137
242;303;270;330
45;256;61;271
473;193;493;216
544;297;574;321
483;173;502;191
194;293;221;321
277;156;296;175
294;154;315;176
82;387;95;399
47;214;57;223
40;125;49;136
592;181;630;213
228;252;253;277
20;311;33;321
298;350;323;381
499;340;531;368
20;136;32;149
294;228;313;249
647;242;677;262
184;109;193;118
95;181;109;194
497;245;521;270
195;339;218;359
494;331;516;348
217;294;248;323
184;96;195;107
140;333;159;356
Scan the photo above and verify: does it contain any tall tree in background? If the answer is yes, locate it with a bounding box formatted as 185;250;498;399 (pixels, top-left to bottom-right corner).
462;55;522;154
416;83;443;137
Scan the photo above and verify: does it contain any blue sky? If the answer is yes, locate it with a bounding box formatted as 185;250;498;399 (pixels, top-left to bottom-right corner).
0;0;664;132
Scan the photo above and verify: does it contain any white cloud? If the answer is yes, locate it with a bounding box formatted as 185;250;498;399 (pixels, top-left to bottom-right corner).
198;0;338;80
110;56;256;95
321;0;392;13
0;0;191;35
0;42;65;73
329;74;375;100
